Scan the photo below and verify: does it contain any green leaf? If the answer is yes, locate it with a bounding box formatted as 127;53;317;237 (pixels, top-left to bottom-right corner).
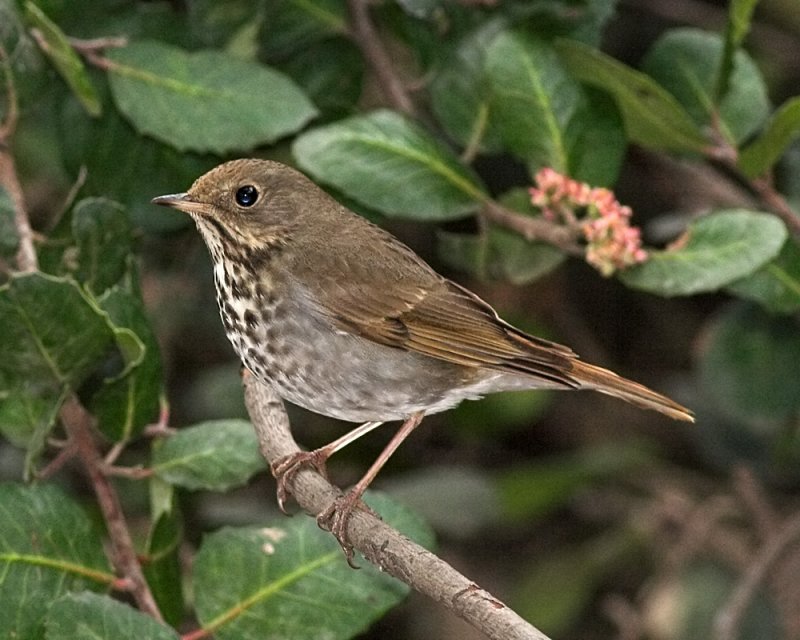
142;507;185;627
555;38;707;153
429;20;507;155
46;592;179;640
0;483;113;640
621;210;787;296
727;238;800;314
484;31;624;182
716;0;759;102
152;419;266;491
739;97;800;177
24;1;102;117
0;273;133;448
91;284;163;442
106;41;318;153
293;110;487;220
699;302;800;423
71;198;133;294
641;29;769;145
193;492;432;640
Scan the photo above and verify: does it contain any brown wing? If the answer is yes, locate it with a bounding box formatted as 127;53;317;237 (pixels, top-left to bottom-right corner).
313;264;580;388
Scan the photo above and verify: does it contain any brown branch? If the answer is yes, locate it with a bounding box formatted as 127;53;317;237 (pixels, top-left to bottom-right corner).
482;200;583;255
749;174;800;236
347;0;416;116
242;372;552;640
713;511;800;640
59;394;163;621
0;45;38;274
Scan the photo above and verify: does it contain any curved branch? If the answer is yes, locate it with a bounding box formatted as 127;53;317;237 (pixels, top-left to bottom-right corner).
242;373;552;640
482;201;583;255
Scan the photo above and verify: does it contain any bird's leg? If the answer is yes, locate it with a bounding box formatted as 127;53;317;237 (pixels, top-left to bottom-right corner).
270;420;384;512
318;411;426;566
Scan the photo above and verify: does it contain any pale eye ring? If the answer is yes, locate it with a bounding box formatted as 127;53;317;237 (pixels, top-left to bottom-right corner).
235;185;258;207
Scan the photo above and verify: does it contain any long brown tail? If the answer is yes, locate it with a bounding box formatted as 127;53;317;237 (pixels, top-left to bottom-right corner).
570;360;694;422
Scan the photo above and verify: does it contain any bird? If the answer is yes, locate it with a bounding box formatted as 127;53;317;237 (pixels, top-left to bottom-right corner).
152;158;693;561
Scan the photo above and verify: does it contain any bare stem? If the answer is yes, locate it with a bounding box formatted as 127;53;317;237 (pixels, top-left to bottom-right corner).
347;0;416;116
242;372;552;640
482;200;584;255
60;394;163;621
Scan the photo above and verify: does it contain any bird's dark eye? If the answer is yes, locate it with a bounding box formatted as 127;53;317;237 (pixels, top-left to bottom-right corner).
235;185;258;207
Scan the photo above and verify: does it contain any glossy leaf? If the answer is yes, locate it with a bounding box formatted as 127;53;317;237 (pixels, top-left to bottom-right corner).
193;493;433;640
46;592;179;640
107;41;317;153
738;97;800;177
152;419;266;491
293;109;487;220
484;31;624;182
641;29;769;144
24;1;102;116
259;0;346;59
555;38;707;153
699;302;800;423
727;238;800;314
621;210;787;296
716;0;759;102
0;483;113;640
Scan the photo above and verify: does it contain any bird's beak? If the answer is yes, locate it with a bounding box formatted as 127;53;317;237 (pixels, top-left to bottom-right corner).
151;192;210;216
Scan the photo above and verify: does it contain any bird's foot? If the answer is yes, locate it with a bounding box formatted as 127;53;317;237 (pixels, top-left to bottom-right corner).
270;450;330;513
316;489;374;568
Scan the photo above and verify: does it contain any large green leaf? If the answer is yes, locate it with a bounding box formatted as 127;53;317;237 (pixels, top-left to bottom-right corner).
0;273;142;449
106;41;318;153
555;38;707;153
142;507;185;627
24;1;102;117
484;31;625;183
727;238;800;314
0;483;113;640
716;0;759;103
738;97;800;177
620;210;787;296
641;29;769;145
46;592;179;640
193;493;433;640
151;420;266;492
293;110;487;220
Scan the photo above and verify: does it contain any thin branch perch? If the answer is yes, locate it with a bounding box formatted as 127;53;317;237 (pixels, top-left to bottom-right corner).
242;372;553;640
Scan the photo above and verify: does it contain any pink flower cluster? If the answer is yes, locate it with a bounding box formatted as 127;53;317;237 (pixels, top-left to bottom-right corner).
529;168;648;277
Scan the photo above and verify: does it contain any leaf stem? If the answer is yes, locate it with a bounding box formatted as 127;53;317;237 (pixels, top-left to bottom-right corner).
59;394;164;621
481;200;583;256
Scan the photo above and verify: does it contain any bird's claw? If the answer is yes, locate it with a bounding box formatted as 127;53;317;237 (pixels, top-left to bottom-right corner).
316;491;368;568
270;450;330;513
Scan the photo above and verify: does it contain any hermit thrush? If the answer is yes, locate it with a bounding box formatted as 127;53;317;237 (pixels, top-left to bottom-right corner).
153;159;693;560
